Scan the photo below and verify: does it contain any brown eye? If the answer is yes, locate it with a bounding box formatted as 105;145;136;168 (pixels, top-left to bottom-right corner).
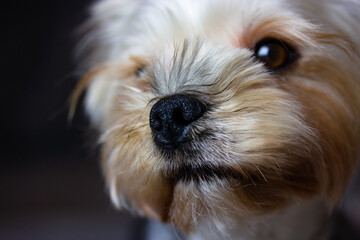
254;38;297;71
130;56;148;77
136;65;146;77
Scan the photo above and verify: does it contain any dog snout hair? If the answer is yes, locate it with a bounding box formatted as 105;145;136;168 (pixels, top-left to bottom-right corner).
149;94;207;149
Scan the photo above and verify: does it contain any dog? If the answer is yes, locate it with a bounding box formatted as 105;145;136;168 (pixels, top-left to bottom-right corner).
71;0;360;239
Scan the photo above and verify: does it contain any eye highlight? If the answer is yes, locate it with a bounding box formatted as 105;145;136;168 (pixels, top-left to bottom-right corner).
254;38;298;71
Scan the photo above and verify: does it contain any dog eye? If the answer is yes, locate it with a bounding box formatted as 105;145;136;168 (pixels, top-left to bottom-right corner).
254;38;297;71
136;66;146;77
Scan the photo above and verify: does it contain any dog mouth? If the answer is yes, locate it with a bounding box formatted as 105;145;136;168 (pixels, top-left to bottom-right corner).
152;126;243;183
158;142;244;183
166;164;245;183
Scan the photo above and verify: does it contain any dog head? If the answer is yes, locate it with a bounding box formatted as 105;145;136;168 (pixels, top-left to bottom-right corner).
73;0;360;233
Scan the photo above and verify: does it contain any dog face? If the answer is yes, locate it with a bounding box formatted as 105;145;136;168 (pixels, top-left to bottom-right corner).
74;0;360;233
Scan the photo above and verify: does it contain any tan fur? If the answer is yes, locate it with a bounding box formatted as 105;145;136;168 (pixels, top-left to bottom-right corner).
74;0;360;239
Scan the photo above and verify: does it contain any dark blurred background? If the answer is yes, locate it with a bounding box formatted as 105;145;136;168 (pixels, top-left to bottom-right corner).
2;1;148;239
1;1;360;240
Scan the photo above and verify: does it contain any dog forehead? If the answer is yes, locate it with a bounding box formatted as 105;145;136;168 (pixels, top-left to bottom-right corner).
128;0;291;53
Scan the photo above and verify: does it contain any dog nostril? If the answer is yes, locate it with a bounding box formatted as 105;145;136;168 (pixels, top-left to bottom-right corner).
172;101;205;126
182;101;205;123
150;115;162;131
149;94;207;148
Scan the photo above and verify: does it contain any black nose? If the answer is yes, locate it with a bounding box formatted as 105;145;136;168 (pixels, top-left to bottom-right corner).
149;94;207;149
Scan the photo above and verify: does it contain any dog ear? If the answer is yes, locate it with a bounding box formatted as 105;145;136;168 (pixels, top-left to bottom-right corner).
72;0;142;129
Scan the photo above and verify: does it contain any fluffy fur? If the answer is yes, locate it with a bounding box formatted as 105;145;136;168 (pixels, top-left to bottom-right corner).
73;0;360;239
